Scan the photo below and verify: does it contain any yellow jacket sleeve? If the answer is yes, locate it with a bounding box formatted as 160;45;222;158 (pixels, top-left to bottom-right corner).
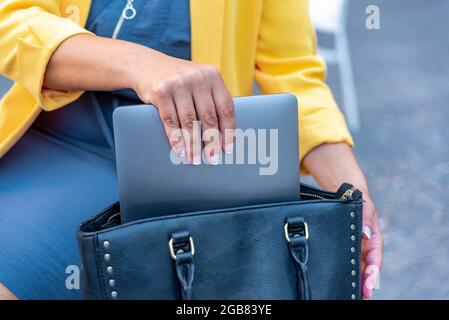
0;0;92;111
255;0;354;172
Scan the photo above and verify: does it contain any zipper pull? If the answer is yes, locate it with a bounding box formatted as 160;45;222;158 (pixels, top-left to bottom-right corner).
336;183;362;201
112;0;137;39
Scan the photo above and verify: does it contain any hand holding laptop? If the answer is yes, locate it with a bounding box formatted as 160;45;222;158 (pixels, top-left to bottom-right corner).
113;94;300;223
132;56;235;165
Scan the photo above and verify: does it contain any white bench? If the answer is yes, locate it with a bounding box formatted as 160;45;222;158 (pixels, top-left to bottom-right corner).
309;0;361;132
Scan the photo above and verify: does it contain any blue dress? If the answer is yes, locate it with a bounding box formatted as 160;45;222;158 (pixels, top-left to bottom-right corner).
0;0;191;299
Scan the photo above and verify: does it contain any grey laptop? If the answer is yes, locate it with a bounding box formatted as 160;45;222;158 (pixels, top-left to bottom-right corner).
113;93;300;223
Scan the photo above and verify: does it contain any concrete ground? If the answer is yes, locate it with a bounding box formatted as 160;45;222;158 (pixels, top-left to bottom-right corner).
1;0;448;300
322;0;449;299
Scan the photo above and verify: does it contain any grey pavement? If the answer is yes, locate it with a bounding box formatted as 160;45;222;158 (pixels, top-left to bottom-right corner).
1;0;448;300
323;0;449;299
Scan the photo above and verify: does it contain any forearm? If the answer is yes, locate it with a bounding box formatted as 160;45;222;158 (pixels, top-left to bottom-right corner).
43;34;158;92
302;143;369;195
43;33;236;164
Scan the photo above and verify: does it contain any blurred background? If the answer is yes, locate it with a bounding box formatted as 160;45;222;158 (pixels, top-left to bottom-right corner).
308;0;449;299
1;0;448;299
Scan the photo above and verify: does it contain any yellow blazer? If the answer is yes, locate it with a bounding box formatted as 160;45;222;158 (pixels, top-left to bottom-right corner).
0;0;353;170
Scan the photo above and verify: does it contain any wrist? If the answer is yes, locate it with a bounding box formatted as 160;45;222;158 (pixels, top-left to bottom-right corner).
303;143;369;195
120;44;151;91
116;40;163;92
125;44;174;102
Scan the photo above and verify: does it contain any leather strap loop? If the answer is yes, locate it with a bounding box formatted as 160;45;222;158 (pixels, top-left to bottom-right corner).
289;236;311;300
285;217;312;300
175;252;195;300
169;231;195;300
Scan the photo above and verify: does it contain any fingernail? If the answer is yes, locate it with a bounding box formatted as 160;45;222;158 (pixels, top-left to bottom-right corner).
362;226;372;240
366;273;377;291
192;155;201;165
209;153;220;165
225;143;234;154
374;274;380;290
365;265;380;291
176;147;185;157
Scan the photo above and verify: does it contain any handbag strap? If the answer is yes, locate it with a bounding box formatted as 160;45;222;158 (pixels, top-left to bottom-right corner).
169;231;195;300
285;217;312;300
168;219;311;300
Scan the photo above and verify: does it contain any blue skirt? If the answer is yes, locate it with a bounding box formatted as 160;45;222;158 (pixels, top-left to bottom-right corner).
0;93;119;299
0;0;192;299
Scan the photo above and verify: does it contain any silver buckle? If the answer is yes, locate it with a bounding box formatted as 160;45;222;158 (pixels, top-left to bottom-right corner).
168;236;195;260
284;222;309;242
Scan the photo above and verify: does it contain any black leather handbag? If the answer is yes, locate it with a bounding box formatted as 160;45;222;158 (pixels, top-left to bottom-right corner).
77;183;363;300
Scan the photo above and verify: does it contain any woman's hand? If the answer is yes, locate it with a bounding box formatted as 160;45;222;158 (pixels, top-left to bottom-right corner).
0;283;17;300
302;142;384;299
131;51;236;164
44;35;236;164
359;192;383;299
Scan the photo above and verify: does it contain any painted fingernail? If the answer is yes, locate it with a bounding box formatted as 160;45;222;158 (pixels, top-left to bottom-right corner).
225;143;234;154
362;226;372;240
366;273;377;291
209;153;220;165
193;155;201;165
374;273;380;290
365;265;380;291
176;147;185;157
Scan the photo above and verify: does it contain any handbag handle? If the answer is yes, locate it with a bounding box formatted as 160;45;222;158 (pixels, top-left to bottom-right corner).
169;231;195;300
285;217;312;300
169;218;312;301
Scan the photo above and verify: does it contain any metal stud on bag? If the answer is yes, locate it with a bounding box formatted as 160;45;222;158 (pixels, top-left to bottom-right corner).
103;240;117;299
350;209;357;300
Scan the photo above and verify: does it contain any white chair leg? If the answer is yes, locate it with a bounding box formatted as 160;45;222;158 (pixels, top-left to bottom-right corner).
336;29;361;132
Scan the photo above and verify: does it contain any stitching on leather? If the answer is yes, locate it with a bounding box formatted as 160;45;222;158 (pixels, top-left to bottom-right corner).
80;184;340;230
88;201;362;300
90;200;360;236
81;200;343;234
